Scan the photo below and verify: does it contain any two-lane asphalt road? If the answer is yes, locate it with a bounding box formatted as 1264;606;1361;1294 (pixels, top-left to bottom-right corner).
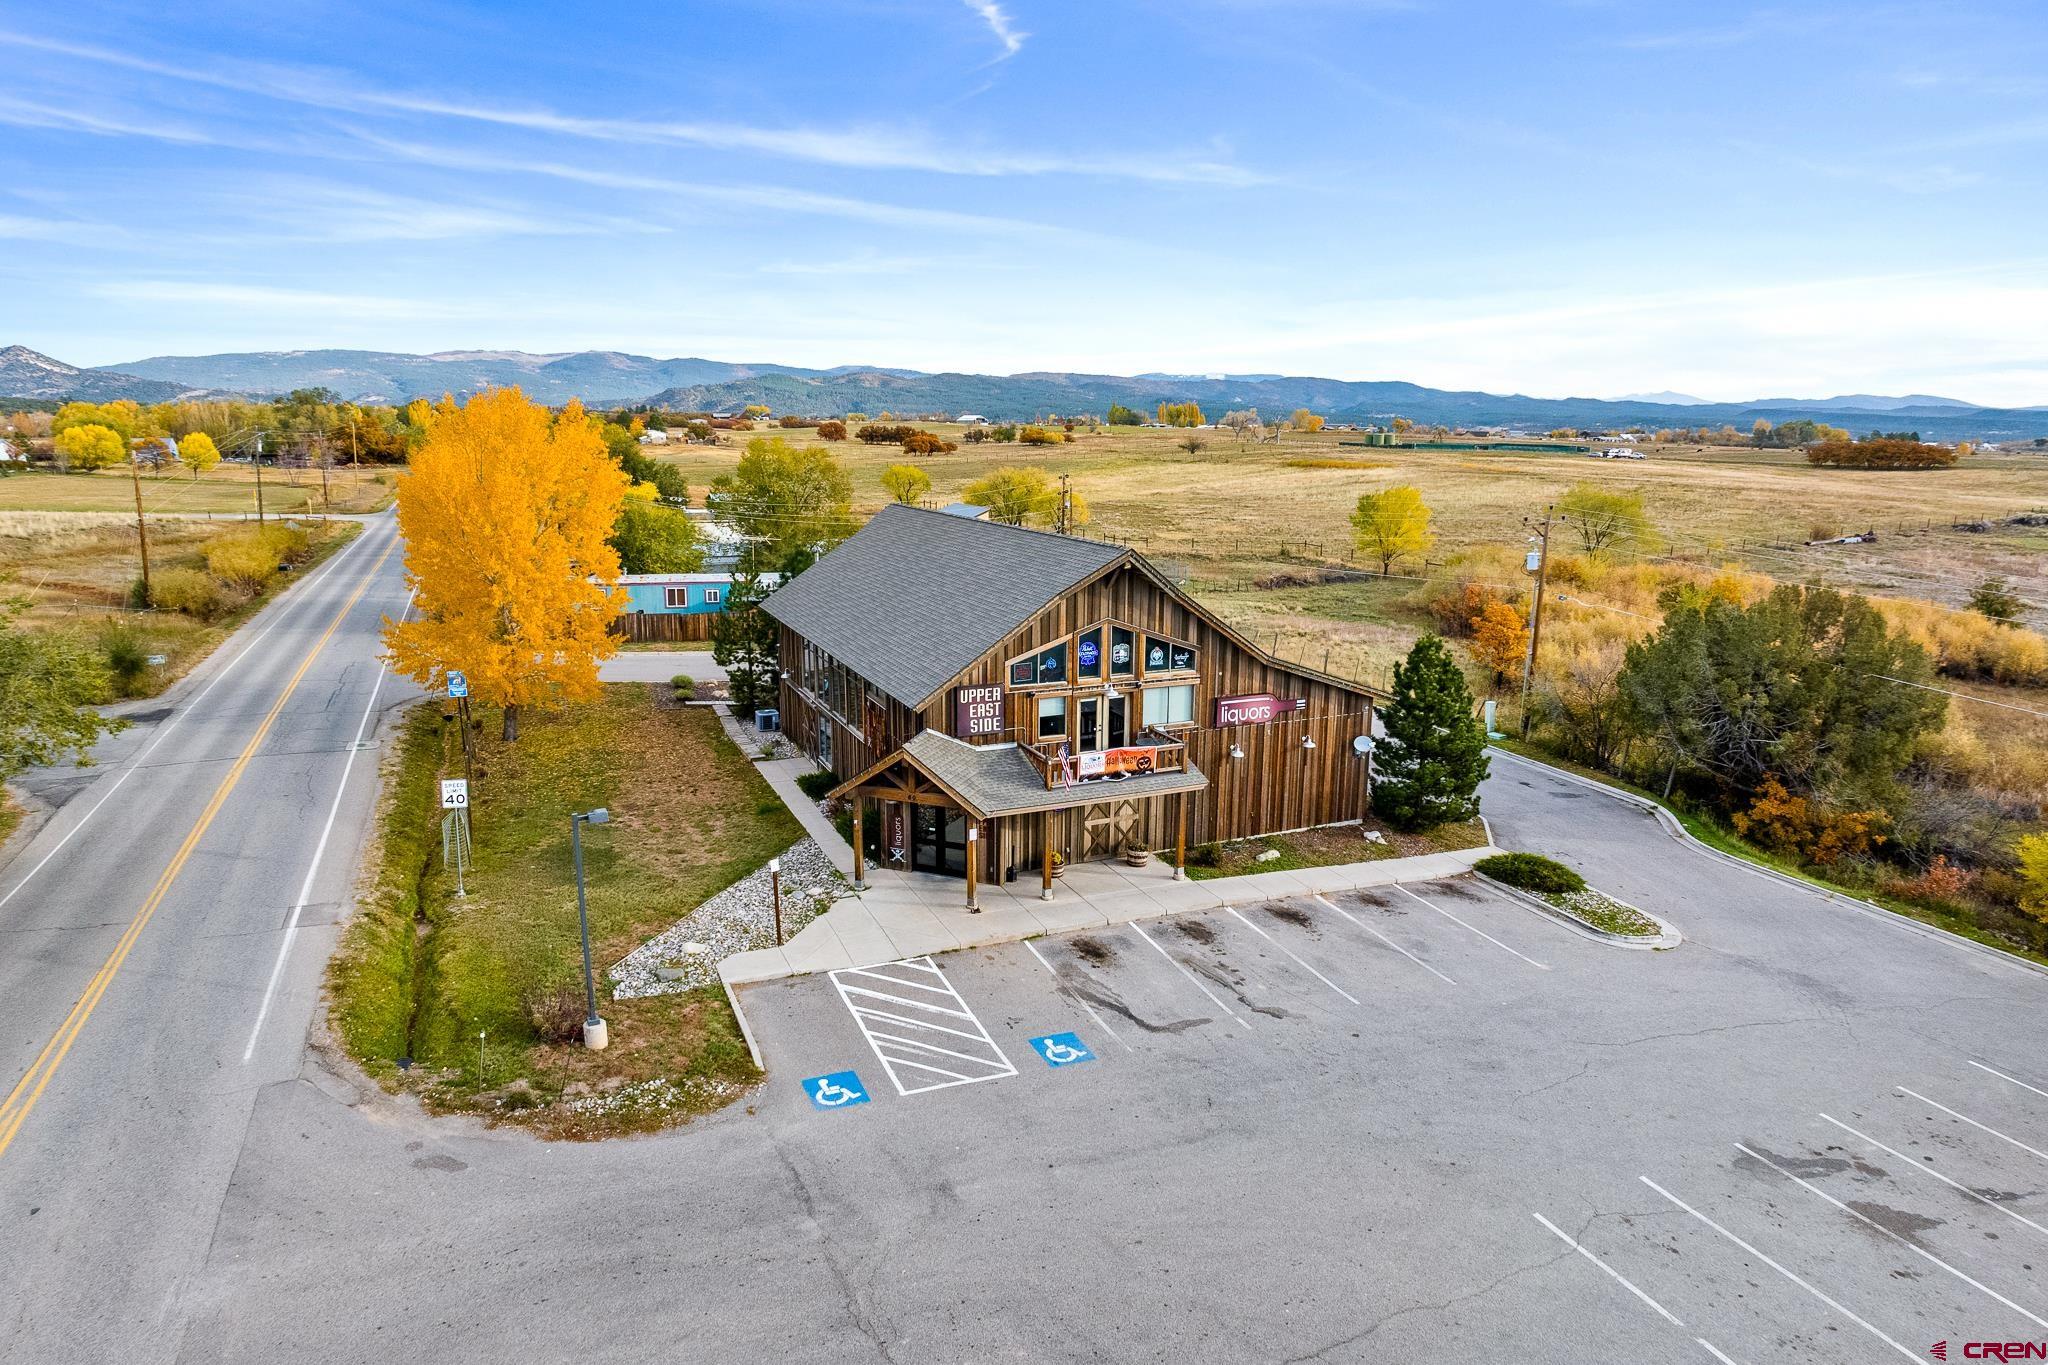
0;510;416;1362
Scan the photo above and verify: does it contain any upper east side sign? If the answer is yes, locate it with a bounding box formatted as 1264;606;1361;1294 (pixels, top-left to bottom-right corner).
954;684;1005;738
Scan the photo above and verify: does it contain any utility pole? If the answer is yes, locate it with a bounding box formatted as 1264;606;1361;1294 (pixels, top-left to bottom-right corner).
1054;474;1073;536
1518;509;1553;738
254;433;266;524
128;452;151;600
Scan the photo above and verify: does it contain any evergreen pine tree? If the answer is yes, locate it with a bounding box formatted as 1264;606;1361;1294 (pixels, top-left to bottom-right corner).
1371;634;1489;830
711;560;781;719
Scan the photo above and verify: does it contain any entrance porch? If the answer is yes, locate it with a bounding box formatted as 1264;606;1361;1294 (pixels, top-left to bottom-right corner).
828;729;1210;912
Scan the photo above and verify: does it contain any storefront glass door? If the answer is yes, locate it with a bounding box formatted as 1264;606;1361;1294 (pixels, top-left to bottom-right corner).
910;805;969;876
1077;697;1101;752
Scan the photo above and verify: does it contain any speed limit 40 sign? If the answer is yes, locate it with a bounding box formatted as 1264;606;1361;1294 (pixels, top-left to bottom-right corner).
440;779;469;809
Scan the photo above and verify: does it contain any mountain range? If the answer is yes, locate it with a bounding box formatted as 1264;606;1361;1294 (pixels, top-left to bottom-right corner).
3;345;2041;442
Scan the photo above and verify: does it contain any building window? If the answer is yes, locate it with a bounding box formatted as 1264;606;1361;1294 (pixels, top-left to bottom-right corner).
1037;695;1067;741
664;586;689;609
1142;635;1196;674
704;587;721;604
1076;628;1102;680
1142;684;1196;727
1109;626;1135;676
1008;641;1069;688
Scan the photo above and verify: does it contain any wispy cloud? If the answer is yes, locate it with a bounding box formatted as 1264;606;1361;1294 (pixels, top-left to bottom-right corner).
963;0;1027;59
0;28;1263;186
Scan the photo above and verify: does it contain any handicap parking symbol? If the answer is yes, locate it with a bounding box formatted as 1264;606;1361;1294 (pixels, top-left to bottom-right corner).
804;1071;870;1110
1029;1033;1095;1068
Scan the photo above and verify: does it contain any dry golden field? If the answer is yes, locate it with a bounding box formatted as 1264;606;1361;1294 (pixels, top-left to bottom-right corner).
0;464;395;516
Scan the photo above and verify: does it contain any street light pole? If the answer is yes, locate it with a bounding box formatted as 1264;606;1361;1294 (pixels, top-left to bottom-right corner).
572;808;611;1050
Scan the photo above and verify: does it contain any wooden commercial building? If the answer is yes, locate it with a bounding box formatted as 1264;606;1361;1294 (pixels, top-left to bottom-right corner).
764;504;1381;895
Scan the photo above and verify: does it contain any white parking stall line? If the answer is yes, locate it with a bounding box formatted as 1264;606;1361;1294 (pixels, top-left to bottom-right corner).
1127;923;1252;1032
1819;1113;2048;1241
1972;1061;2048;1103
1314;894;1458;986
830;957;1017;1097
1022;939;1129;1051
1226;907;1360;1005
1734;1143;2048;1330
1898;1087;2048;1165
1639;1176;1923;1363
1396;885;1551;969
1695;1338;1746;1365
1532;1211;1684;1326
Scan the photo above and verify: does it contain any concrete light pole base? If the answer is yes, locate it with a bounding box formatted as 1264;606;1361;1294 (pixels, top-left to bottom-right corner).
583;1018;609;1051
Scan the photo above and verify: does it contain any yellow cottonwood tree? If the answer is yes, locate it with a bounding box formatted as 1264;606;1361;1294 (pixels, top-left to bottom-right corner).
384;389;629;740
1350;484;1435;574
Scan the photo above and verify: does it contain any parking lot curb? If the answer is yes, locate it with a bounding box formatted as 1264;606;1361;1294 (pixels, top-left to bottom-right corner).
1487;745;2048;983
1475;872;1681;951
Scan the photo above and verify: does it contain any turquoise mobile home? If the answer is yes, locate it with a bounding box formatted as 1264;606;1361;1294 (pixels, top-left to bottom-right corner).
617;573;736;617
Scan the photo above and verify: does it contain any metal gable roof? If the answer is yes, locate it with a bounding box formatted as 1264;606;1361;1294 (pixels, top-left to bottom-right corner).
762;503;1127;709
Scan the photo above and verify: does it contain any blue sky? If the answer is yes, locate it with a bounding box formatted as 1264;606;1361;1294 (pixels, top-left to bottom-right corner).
1;0;2044;404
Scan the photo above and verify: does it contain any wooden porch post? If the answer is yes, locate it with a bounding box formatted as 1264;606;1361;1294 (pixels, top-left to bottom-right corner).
1041;810;1055;901
851;793;867;890
1175;791;1188;880
966;820;980;912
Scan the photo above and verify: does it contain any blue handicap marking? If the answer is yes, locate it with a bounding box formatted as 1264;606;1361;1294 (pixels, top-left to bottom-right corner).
1029;1033;1095;1068
446;670;469;699
804;1071;870;1110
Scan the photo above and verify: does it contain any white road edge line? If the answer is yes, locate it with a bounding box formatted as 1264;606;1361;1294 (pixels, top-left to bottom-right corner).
1972;1060;2048;1102
1898;1086;2048;1165
1226;906;1360;1004
1639;1175;1922;1362
1531;1211;1683;1327
0;521;383;916
1126;922;1250;1032
1314;893;1457;985
242;583;412;1063
1695;1339;1745;1365
1734;1141;2048;1329
1818;1113;2048;1240
1021;939;1129;1051
1396;884;1550;969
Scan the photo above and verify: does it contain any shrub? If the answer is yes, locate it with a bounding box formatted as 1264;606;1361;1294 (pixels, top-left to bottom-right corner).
258;524;312;565
1807;438;1958;469
1879;854;1976;908
795;770;838;800
204;537;278;591
99;622;154;695
1730;777;1888;865
815;421;847;441
777;415;814;429
148;567;228;619
1189;841;1222;867
988;425;1017;443
1475;852;1586;894
1425;580;1507;637
855;423;913;445
670;674;694;699
523;982;586;1045
1018;425;1063;445
2020;833;2048;922
900;430;957;456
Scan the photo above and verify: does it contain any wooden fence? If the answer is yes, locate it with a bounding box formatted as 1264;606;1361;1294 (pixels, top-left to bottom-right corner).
612;612;714;643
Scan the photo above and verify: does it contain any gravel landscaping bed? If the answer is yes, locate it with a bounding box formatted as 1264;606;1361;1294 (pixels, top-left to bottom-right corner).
1540;887;1661;937
610;837;847;998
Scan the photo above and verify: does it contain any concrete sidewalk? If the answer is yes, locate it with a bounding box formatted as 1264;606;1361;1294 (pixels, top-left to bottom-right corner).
721;840;1498;984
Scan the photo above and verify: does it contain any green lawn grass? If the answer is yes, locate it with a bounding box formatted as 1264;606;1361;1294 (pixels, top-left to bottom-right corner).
328;685;802;1138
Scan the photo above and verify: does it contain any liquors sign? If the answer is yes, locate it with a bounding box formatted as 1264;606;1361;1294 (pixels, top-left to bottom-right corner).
1214;693;1306;726
953;684;1006;738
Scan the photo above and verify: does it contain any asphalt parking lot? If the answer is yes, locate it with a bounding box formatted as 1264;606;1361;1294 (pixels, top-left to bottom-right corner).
162;758;2048;1365
741;870;2048;1363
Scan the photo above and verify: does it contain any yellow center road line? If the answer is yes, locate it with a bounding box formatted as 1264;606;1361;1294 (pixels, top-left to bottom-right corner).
0;532;399;1161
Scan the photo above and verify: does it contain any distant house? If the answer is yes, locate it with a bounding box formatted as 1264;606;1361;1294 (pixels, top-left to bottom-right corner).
708;411;737;420
955;413;990;425
637;429;671;445
939;502;992;521
133;435;179;467
615;573;750;617
0;438;24;463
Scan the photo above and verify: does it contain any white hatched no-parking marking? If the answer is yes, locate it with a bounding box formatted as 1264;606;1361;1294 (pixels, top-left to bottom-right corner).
830;957;1018;1096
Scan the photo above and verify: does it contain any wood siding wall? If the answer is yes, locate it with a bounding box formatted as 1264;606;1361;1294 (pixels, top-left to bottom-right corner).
776;558;1376;872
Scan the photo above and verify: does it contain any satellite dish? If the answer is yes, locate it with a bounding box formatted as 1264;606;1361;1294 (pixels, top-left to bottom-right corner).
1352;735;1374;755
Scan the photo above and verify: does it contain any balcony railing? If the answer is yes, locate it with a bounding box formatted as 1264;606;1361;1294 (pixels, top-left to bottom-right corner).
1019;729;1189;791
